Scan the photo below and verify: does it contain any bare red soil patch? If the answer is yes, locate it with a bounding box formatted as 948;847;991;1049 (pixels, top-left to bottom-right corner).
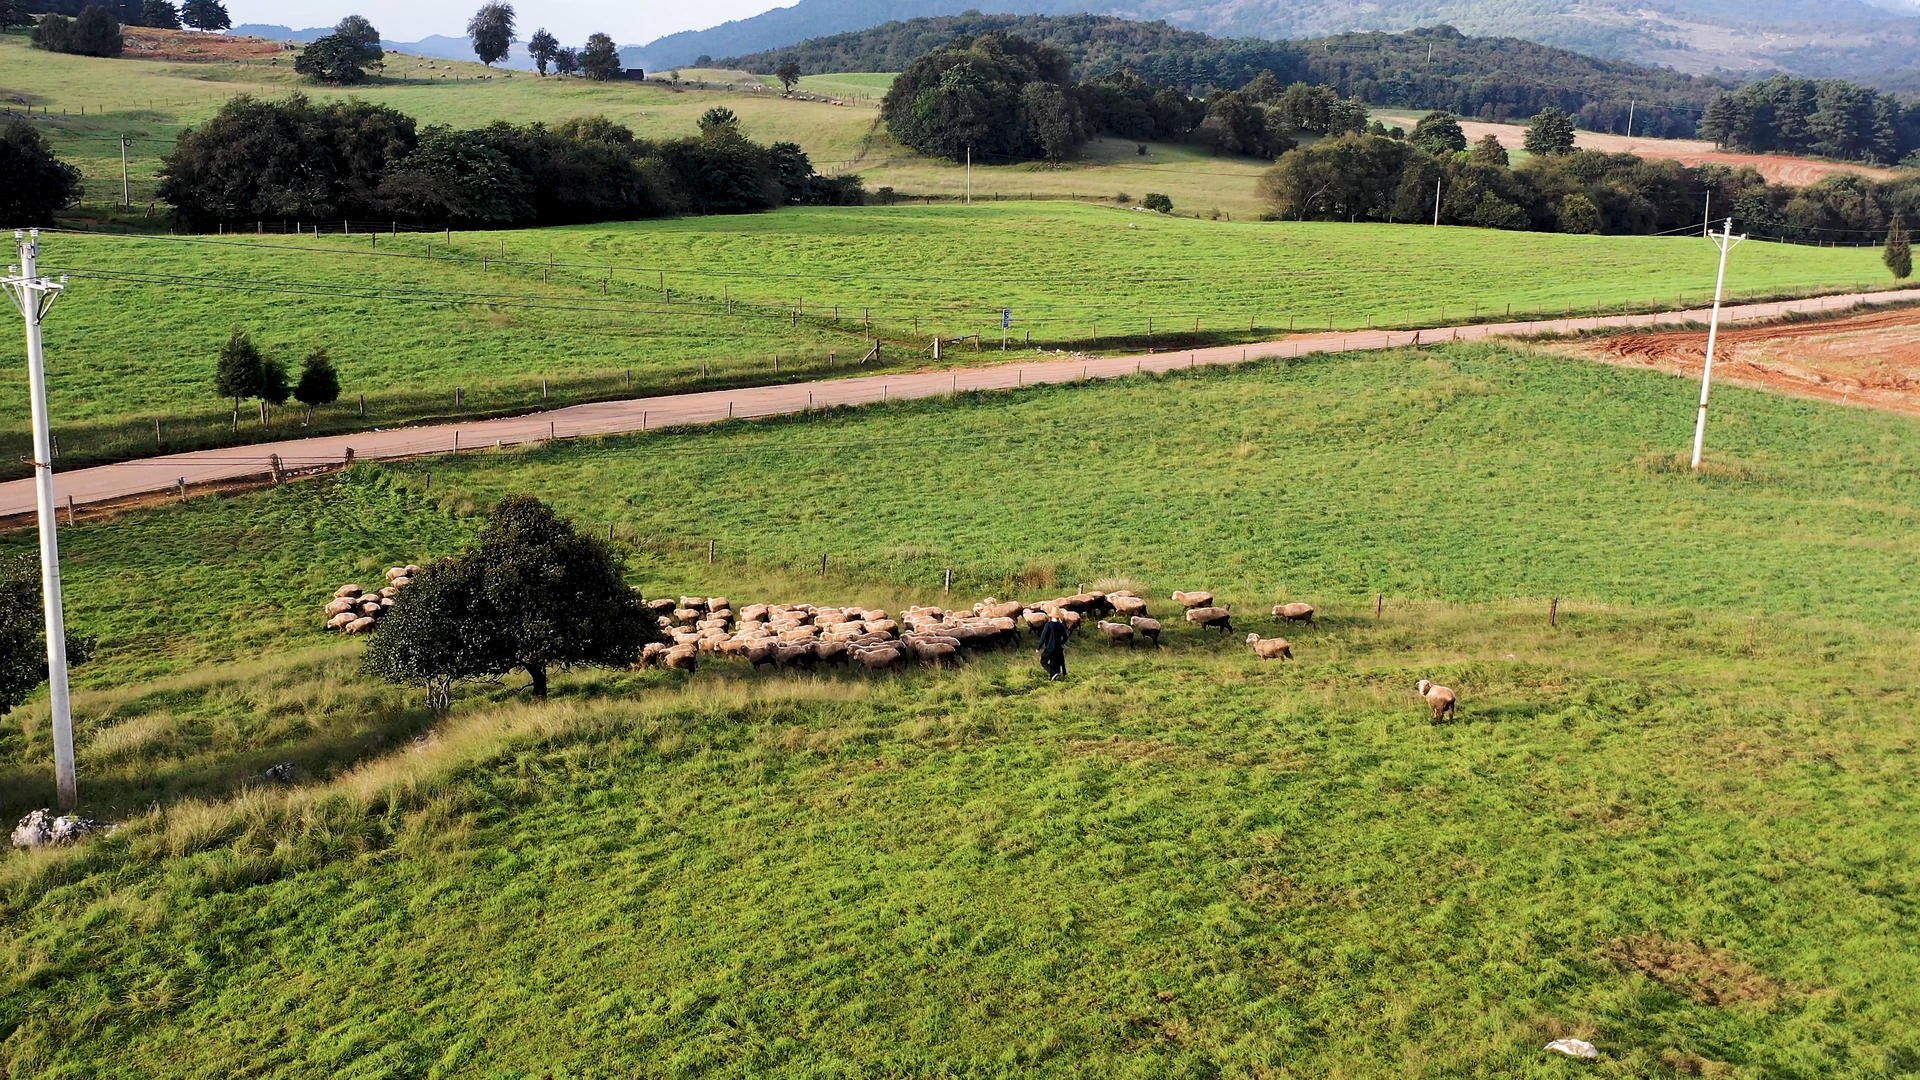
1569;306;1920;417
121;27;290;62
1376;114;1899;187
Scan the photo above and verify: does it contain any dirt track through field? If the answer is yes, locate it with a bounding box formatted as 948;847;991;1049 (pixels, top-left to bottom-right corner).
5;287;1918;520
1569;306;1920;418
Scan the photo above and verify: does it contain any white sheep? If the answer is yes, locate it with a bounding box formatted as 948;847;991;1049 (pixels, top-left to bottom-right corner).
1272;603;1315;624
1416;679;1457;721
1096;620;1135;646
1129;616;1160;646
1184;605;1233;631
1246;634;1293;660
1171;590;1214;609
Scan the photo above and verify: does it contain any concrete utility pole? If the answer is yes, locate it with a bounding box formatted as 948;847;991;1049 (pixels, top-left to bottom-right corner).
1691;218;1746;471
966;146;972;205
1703;191;1711;239
120;135;131;208
1626;100;1635;138
3;230;76;809
1433;178;1442;228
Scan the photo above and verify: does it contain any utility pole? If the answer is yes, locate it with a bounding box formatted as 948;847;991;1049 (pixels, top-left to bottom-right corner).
1702;191;1711;239
3;230;76;810
1691;218;1746;471
120;135;131;209
1433;178;1442;228
966;146;972;205
1626;100;1635;138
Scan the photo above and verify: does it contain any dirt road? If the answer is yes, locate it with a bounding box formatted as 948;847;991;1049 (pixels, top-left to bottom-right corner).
6;287;1917;520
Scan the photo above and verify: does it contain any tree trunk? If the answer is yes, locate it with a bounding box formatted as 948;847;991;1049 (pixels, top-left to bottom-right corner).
528;663;548;700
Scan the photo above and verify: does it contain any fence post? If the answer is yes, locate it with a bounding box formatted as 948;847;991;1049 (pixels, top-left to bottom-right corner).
945;568;952;593
358;394;365;417
154;418;162;449
1376;593;1383;618
66;495;75;526
820;553;828;577
269;453;283;485
1550;597;1559;627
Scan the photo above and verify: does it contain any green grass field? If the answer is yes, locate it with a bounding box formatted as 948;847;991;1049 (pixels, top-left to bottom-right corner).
10;204;1889;475
4;342;1920;1074
0;33;1271;217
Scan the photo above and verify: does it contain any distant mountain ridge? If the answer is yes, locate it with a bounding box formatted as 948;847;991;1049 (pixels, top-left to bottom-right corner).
623;0;1920;87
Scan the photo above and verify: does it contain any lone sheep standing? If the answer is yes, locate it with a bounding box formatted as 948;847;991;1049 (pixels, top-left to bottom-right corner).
1416;679;1456;721
1245;634;1293;660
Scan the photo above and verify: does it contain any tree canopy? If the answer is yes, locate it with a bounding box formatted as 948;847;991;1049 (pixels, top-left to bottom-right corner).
30;6;123;57
882;33;1084;164
294;17;384;85
0;122;83;224
580;32;620;80
0;554;93;720
1524;106;1577;156
467;2;513;66
527;28;558;75
179;0;227;32
363;495;661;706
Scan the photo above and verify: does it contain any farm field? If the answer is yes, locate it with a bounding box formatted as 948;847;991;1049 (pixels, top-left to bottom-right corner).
5;343;1920;1074
9;204;1891;476
0;33;1272;218
1570;306;1920;418
1374;113;1902;187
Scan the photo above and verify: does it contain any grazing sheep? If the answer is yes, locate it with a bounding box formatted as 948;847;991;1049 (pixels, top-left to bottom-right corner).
855;646;904;671
1171;590;1214;610
636;642;669;668
324;597;357;617
344;616;376;634
977;600;1024;620
1416;679;1456;721
1129;616;1161;646
1096;620;1135;646
1111;595;1149;617
1272;603;1316;624
813;641;851;666
326;612;357;631
744;642;779;668
662;645;699;672
1184;605;1234;631
334;584;364;599
1245;634;1293;660
646;598;677;616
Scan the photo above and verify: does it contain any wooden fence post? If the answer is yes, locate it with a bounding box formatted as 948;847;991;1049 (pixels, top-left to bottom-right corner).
944;568;952;593
1376;594;1383;618
66;495;74;526
709;539;716;564
269;454;283;485
1550;597;1559;627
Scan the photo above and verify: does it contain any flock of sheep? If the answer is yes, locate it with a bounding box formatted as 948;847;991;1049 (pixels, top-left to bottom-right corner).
316;576;1459;717
320;565;421;634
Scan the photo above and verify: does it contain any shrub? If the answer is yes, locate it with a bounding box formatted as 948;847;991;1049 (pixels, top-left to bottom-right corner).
0;122;83;224
1142;192;1173;213
32;6;122;57
1114;192;1131;204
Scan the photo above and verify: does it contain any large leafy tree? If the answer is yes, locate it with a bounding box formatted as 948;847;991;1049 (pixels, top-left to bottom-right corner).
580;31;620;80
159;94;417;229
1410;111;1467;156
526;27;557;75
466;2;513;66
776;59;800;93
140;0;178;29
179;0;227;32
1524;106;1577;156
0;555;93;719
0;122;83;224
882;32;1083;164
294;19;384;86
32;6;122;56
364;495;659;705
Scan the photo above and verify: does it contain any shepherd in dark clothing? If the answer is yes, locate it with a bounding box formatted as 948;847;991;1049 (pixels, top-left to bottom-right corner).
1037;614;1069;680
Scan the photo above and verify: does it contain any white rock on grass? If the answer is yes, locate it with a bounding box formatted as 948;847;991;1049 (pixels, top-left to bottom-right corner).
1544;1038;1599;1060
12;809;113;848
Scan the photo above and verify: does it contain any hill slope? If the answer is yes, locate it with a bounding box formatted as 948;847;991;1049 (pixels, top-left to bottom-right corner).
629;0;1920;86
724;18;1723;133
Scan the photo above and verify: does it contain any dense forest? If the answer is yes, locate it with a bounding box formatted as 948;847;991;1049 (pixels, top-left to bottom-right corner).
729;18;1723;136
1700;75;1920;165
1263;132;1919;245
157;96;863;230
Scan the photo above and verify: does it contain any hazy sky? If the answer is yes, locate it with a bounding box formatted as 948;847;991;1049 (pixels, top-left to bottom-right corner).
226;0;795;44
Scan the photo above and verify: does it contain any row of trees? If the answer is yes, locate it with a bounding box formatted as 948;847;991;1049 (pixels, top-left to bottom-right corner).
157;96;863;229
213;331;340;425
462;3;626;81
1260;122;1920;250
15;0;227;34
881;33;1383;165
1699;75;1920;166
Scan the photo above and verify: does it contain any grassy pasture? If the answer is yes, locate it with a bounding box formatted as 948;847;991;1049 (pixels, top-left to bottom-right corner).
4;343;1920;1073
11;205;1887;474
